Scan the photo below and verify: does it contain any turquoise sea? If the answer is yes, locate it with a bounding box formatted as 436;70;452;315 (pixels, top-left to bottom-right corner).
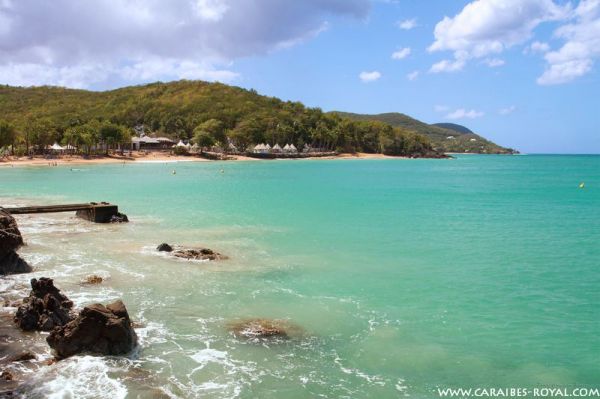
0;155;599;398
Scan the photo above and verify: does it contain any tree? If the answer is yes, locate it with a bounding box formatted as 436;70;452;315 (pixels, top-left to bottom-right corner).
193;119;225;151
0;120;17;154
194;132;215;149
26;118;56;154
99;121;126;155
193;119;225;145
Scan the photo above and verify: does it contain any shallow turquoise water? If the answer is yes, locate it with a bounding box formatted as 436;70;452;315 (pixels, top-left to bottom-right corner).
1;155;599;398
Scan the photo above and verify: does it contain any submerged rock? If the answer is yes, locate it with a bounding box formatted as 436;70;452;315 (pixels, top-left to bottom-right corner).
14;278;74;332
227;318;303;341
47;300;137;359
81;274;103;285
109;212;129;223
158;244;227;261
156;243;173;252
0;370;14;381
8;351;35;362
0;209;31;275
172;247;227;261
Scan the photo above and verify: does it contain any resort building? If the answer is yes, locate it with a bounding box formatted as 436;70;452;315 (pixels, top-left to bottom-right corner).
132;136;174;150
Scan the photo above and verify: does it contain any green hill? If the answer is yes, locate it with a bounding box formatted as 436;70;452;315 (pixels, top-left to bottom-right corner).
0;81;444;158
332;112;516;154
432;123;473;135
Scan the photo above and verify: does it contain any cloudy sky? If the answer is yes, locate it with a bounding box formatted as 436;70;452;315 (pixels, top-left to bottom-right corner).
1;0;599;153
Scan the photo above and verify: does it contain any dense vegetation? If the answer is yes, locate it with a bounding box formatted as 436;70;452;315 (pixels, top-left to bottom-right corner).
431;123;473;135
0;81;443;158
333;112;517;154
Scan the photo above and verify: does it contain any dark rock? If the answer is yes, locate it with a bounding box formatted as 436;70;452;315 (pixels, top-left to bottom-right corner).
81;275;103;285
47;300;137;359
0;209;31;275
109;212;129;223
171;247;227;261
0;370;14;381
3;300;21;308
156;243;173;252
0;252;31;275
227;318;303;341
14;278;74;332
0;209;23;257
8;351;35;362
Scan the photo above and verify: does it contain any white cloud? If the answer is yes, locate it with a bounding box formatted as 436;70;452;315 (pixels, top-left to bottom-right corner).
428;0;569;72
526;41;551;54
391;47;411;60
434;105;449;112
538;0;600;85
499;105;516;115
359;71;382;82
397;18;417;30
429;58;466;73
406;70;419;81
0;0;370;88
446;108;484;119
193;0;229;21
484;58;506;67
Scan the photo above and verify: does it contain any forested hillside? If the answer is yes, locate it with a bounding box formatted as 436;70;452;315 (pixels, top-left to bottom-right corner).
333;112;516;154
0;81;443;158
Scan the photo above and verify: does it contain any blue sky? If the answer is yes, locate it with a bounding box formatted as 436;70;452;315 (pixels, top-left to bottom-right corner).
1;0;599;153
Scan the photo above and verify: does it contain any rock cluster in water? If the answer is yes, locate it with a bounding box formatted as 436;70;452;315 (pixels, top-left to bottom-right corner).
47;300;138;359
157;243;227;261
227;318;303;341
12;278;137;360
14;278;75;331
0;209;31;275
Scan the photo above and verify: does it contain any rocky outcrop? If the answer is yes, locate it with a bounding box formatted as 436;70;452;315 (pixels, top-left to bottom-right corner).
0;209;31;275
157;243;227;261
13;278;74;332
172;248;227;261
109;213;129;223
227;319;303;341
156;243;173;252
47;300;137;359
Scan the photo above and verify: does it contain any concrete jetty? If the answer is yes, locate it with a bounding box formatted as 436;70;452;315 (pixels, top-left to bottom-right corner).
2;202;127;223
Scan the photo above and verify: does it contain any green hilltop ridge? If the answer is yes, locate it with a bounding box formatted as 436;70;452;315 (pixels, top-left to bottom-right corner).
0;80;445;158
332;112;517;154
431;123;473;135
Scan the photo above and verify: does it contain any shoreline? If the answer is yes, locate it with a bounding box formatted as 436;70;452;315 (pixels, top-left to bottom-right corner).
0;152;408;167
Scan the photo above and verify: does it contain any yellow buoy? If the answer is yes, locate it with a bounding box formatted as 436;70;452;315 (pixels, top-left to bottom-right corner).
579;182;585;189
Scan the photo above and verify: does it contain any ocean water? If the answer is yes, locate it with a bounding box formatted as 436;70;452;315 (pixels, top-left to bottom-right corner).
0;155;599;398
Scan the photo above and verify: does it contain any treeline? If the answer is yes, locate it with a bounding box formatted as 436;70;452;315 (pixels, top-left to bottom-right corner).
0;80;441;157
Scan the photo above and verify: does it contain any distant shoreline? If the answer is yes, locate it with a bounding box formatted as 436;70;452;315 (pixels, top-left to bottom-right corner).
0;151;415;167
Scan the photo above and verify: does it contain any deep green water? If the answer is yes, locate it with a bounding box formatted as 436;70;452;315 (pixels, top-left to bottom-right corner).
0;155;599;398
